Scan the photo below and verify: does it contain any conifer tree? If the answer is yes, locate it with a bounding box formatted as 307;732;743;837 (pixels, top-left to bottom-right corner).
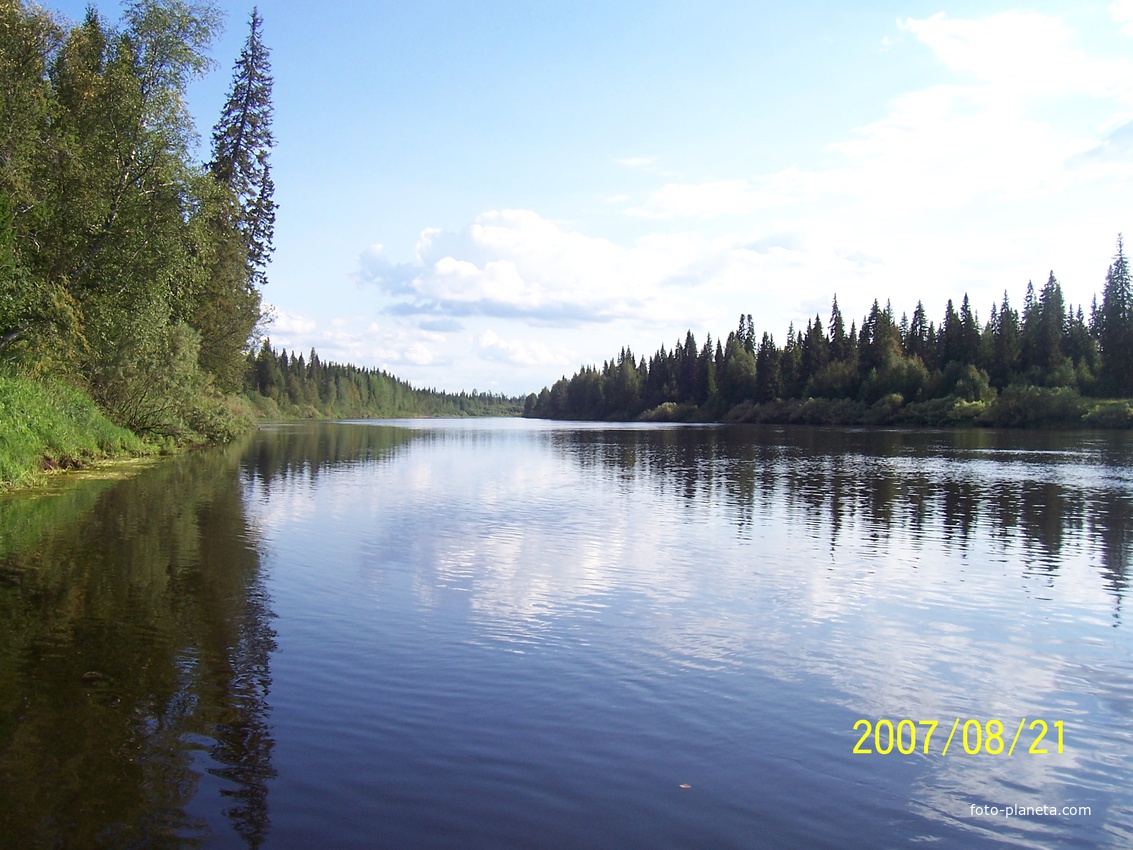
1098;236;1133;396
829;296;848;362
209;7;275;288
754;332;781;402
988;291;1020;389
905;301;930;364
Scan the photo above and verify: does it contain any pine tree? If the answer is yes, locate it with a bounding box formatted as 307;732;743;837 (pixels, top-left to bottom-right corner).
754;332;781;402
209;7;275;289
829;296;848;362
958;294;981;365
1098;236;1133;396
904;302;929;364
989;291;1020;389
1035;273;1069;384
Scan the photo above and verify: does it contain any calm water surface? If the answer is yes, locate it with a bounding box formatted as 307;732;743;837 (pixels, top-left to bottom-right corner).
1;419;1131;848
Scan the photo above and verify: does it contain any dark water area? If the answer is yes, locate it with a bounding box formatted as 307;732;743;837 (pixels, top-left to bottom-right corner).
1;420;1131;848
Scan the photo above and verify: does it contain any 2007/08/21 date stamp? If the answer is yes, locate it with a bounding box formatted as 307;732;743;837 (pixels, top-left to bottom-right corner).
853;718;1065;756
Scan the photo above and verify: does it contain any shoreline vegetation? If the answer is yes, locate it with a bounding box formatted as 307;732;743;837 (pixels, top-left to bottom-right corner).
523;246;1133;431
0;357;523;491
0;2;519;490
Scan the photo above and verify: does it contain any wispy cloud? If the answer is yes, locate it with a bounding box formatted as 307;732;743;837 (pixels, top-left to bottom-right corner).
262;305;449;373
625;172;814;220
1114;1;1133;37
628;11;1133;225
476;329;571;367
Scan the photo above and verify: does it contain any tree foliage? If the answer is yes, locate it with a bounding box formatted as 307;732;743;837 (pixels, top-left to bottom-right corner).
209;6;275;289
1097;237;1133;396
244;341;522;419
526;249;1130;425
0;0;280;436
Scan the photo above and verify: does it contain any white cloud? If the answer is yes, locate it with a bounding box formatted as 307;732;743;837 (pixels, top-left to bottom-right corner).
403;342;435;366
269;307;317;335
630;11;1133;226
262;306;443;375
900;11;1131;99
363;209;720;325
1114;1;1133;37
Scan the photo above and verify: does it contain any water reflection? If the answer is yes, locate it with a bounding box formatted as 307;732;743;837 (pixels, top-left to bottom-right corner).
4;420;1130;848
242;421;421;494
553;426;1133;619
0;444;276;848
532;424;1133;846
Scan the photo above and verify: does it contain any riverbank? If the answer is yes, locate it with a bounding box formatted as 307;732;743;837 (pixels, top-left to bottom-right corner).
633;387;1133;428
0;372;151;490
0;368;520;492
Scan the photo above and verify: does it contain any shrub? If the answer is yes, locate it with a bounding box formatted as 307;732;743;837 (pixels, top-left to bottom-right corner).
639;402;696;422
979;386;1085;428
1082;400;1133;429
860;356;932;405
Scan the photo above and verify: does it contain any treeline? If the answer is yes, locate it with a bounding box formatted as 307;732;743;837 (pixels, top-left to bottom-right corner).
0;0;277;441
526;242;1133;428
243;342;523;419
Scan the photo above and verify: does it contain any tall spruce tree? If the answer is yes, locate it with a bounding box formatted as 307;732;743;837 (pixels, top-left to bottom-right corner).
989;291;1020;389
209;6;275;289
195;6;275;389
1098;236;1133;396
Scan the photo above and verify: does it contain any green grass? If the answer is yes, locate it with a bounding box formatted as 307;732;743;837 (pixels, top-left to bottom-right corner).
0;371;146;489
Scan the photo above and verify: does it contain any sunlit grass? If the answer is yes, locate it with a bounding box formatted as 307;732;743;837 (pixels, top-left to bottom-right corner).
0;371;146;489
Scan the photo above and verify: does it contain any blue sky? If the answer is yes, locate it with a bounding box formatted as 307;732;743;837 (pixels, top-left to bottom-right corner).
48;1;1133;395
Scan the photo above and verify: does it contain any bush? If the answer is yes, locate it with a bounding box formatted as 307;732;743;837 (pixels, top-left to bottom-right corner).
979;386;1085;428
639;401;697;422
893;396;986;426
789;397;867;425
1082;400;1133;429
860;356;932;405
245;392;282;421
942;362;996;403
806;361;860;400
185;392;254;443
863;393;904;425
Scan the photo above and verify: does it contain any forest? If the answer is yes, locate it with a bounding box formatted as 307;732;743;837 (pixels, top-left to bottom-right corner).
0;0;516;485
524;251;1133;428
242;340;521;419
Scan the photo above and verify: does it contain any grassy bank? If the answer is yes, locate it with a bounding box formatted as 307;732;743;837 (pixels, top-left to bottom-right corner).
0;372;148;490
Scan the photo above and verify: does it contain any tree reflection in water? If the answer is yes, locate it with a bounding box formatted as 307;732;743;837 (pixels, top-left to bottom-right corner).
0;443;274;847
0;421;422;847
554;425;1132;623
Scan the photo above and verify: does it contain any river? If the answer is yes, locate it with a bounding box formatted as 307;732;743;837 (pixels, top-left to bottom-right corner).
1;419;1131;848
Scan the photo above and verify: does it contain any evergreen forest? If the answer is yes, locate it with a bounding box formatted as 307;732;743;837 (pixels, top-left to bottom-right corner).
524;248;1133;428
242;341;521;420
